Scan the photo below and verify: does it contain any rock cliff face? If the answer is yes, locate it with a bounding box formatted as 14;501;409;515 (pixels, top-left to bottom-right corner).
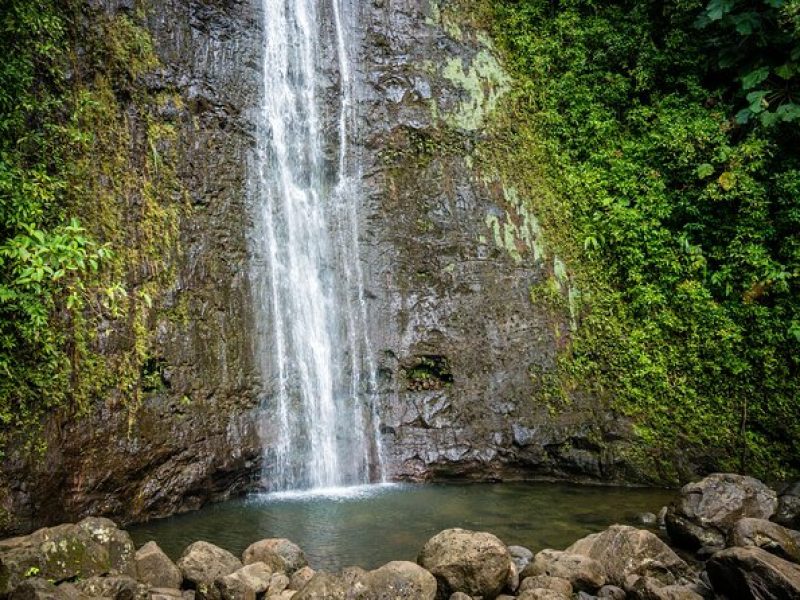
356;1;637;482
1;0;265;535
0;0;639;536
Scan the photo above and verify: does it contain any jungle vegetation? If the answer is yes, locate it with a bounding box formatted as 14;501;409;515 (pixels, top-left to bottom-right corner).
481;0;800;479
0;1;180;453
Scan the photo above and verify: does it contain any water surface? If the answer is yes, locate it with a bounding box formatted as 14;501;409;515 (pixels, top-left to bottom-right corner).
130;482;674;571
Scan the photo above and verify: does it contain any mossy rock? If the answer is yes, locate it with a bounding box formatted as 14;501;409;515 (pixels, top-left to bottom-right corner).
0;518;135;595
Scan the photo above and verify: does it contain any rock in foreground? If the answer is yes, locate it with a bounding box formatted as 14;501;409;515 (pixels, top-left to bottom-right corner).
729;518;800;563
0;517;136;595
706;546;800;599
775;481;800;529
242;539;307;574
665;473;778;550
359;561;437;599
518;575;573;596
418;528;513;599
177;541;243;600
74;575;148;600
290;562;435;599
626;576;703;600
522;549;606;592
135;541;183;589
215;562;273;600
9;578;72;600
566;524;689;589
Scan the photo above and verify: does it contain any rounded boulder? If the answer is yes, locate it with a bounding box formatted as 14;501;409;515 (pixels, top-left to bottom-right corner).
665;473;777;550
177;541;242;600
566;525;689;588
242;539;306;574
417;528;513;599
359;561;437;599
523;549;606;593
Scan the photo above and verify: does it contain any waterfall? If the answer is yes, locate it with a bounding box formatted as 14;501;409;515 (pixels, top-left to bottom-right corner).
250;0;384;491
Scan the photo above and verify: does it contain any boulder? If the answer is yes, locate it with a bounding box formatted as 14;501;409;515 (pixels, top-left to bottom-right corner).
291;569;367;600
135;541;182;589
665;473;778;550
242;539;306;574
177;541;243;600
509;545;534;574
289;566;315;591
567;525;689;588
74;575;147;600
517;590;570;600
267;573;290;596
150;591;195;600
448;594;471;600
775;481;800;529
730;518;800;562
69;517;137;578
9;579;76;600
289;563;434;600
523;549;606;592
214;577;255;600
417;528;513;599
627;577;703;600
290;573;349;600
706;546;800;599
266;593;295;600
597;585;626;600
215;562;273;600
239;563;275;593
358;561;437;599
518;575;573;595
54;583;88;600
149;589;185;600
0;518;136;595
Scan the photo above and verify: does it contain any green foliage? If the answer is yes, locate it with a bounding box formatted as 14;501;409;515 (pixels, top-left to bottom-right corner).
0;2;183;452
481;0;800;480
0;1;112;446
695;0;800;126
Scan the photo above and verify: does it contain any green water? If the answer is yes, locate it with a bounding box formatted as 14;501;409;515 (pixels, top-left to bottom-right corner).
130;482;674;571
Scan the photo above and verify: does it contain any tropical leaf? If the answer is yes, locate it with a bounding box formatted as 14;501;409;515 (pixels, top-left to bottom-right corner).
742;67;770;90
706;0;736;21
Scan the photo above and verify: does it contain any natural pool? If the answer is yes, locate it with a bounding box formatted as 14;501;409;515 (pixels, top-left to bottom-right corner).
130;482;675;572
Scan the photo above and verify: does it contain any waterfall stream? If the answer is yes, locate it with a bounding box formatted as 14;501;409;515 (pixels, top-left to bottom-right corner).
251;0;384;491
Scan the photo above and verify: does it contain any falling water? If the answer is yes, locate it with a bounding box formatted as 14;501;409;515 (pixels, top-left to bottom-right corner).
250;0;384;491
